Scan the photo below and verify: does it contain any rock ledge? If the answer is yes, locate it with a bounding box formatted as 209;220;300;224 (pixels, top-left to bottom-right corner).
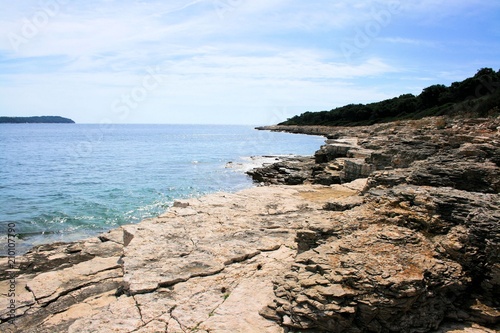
1;116;499;333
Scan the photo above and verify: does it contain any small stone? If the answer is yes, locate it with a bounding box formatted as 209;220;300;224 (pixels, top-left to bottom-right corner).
173;200;190;208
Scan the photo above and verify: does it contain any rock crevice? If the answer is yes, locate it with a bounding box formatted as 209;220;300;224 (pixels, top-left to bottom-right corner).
1;116;499;332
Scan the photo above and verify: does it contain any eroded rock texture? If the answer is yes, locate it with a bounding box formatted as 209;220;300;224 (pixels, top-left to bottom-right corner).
1;185;361;333
258;117;500;332
1;116;499;332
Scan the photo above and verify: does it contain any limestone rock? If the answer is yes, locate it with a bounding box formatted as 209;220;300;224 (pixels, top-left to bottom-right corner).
2;117;499;333
258;117;500;332
247;156;316;185
263;221;470;332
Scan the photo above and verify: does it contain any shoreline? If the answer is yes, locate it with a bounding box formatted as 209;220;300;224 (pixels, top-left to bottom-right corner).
0;182;368;332
0;124;326;258
1;116;499;332
0;153;318;258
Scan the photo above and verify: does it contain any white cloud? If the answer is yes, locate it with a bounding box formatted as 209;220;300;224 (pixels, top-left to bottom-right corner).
1;0;499;123
378;37;436;47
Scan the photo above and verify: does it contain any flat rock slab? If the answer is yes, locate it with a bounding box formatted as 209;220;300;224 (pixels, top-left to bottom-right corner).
0;184;357;333
2;117;499;333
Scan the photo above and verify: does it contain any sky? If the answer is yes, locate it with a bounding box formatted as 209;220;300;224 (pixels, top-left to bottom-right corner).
1;0;499;125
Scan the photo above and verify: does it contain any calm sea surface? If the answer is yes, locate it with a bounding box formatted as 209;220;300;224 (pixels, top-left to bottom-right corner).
0;124;325;254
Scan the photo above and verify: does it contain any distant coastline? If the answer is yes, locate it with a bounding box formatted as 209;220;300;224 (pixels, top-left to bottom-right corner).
0;116;75;124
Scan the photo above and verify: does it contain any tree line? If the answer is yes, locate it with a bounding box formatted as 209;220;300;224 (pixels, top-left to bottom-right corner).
280;68;500;126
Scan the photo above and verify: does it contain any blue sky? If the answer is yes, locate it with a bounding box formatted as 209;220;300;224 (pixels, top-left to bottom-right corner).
1;0;499;124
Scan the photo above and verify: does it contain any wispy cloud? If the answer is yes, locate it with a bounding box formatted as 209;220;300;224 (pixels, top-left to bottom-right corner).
378;37;437;47
0;0;499;124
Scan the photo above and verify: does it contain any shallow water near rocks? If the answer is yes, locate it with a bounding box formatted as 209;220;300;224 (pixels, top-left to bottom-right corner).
0;124;325;254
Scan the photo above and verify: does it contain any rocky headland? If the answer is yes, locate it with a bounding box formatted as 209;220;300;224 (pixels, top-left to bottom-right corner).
1;116;499;332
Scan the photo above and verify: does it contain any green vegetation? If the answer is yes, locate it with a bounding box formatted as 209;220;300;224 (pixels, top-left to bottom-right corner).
280;68;500;126
0;116;75;124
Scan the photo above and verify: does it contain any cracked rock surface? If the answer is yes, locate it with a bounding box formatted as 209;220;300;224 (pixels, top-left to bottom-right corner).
257;117;499;332
1;116;499;332
1;184;352;332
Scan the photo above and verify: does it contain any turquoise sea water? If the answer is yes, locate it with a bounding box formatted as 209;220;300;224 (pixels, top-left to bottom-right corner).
0;124;325;254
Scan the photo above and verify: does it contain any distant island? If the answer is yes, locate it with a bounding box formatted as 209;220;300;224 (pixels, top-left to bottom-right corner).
0;116;75;124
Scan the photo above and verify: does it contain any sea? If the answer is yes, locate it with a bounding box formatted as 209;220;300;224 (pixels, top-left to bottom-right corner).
0;124;325;255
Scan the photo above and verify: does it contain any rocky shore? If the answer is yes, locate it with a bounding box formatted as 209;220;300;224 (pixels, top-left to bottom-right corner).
1;116;499;332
